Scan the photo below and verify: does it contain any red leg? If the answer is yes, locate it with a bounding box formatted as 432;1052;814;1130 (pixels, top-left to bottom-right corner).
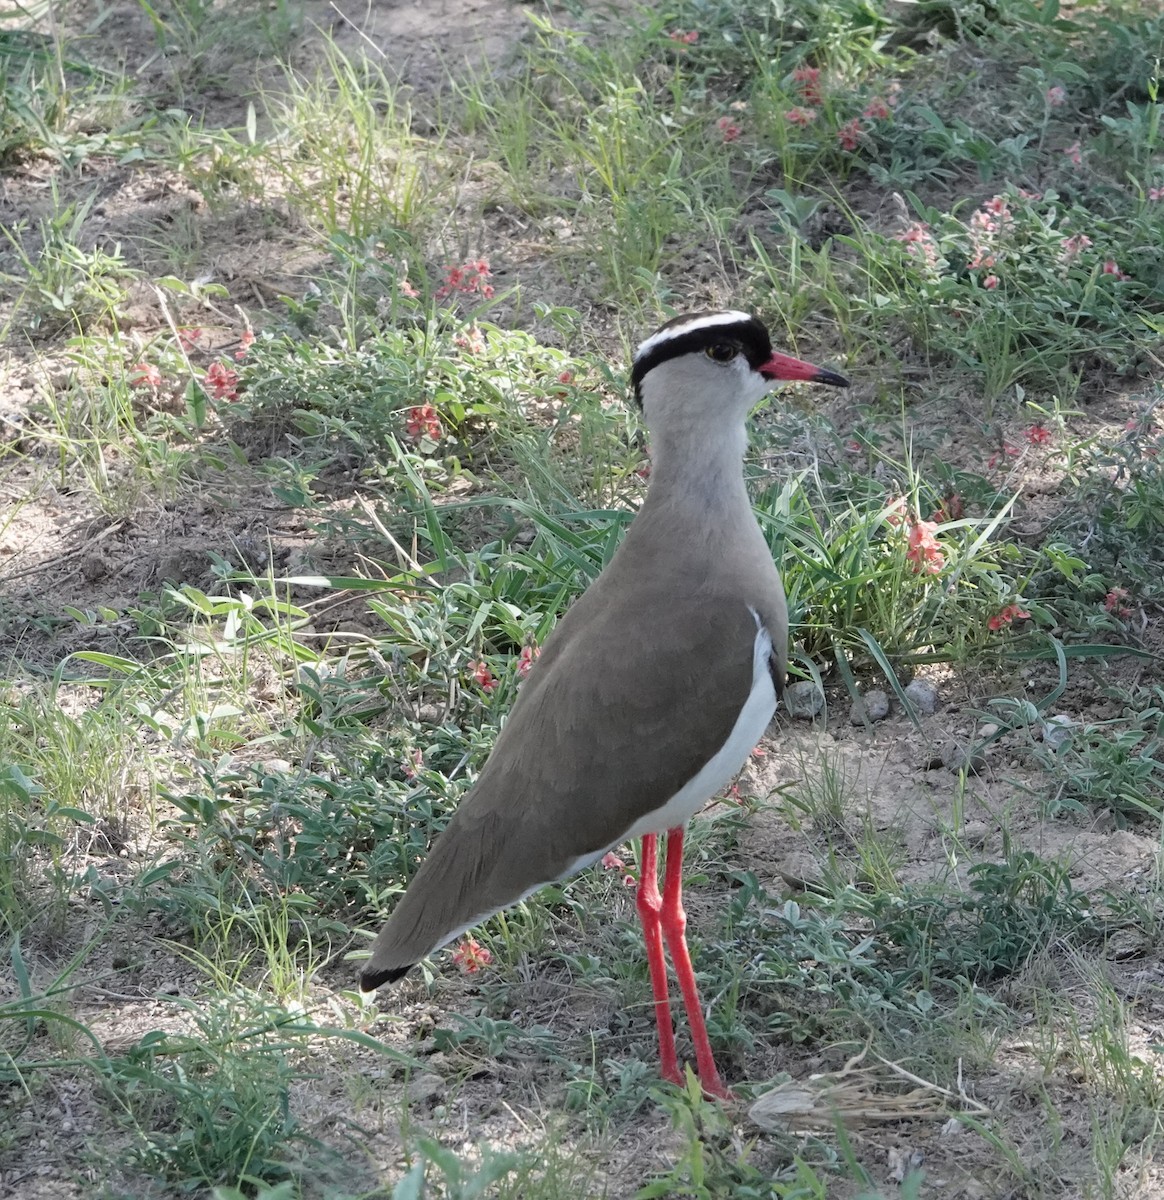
635;833;683;1087
660;826;733;1100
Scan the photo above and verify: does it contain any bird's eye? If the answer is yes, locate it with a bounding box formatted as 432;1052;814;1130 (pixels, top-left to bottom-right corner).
705;343;738;363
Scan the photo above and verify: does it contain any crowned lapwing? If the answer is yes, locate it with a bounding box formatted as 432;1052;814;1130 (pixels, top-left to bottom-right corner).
361;311;849;1098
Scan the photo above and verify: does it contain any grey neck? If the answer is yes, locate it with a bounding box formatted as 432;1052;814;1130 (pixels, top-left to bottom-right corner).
644;419;752;519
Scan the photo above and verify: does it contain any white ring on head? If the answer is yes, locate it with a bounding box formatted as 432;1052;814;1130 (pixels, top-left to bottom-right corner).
633;310;754;363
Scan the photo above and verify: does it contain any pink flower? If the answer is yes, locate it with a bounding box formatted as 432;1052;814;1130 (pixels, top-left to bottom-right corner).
400;278;419;298
1045;85;1067;107
988;602;1031;632
129;362;162;389
177;327;202;351
785;106;818;127
983;274;1000;289
791;66;823;105
931;492;964;523
601;852;626;871
557;370;573;384
1060;233;1092;261
234;329;255;361
1150;187;1164;201
717;116;742;142
863;96;891;120
406;403;442;441
668;29;698;44
451;937;492;974
453;324;486;354
1025;424;1052;445
884;495;908;527
516;643;540;678
468;660;497;692
1102;259;1129;280
837;118;863;151
401;747;423;780
895;221;939;269
1104;588;1131;617
986;443;1021;470
905;520;945;574
436;259;495;300
205;361;239;401
1063;140;1082;167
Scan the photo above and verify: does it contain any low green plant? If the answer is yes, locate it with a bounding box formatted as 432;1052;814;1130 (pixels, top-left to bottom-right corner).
852;186;1163;402
3;188;135;337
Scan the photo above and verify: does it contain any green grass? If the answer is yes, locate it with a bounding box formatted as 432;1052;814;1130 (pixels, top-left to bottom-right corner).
1;0;1163;1195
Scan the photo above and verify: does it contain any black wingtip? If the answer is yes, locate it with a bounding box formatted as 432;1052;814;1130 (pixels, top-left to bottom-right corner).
359;963;414;992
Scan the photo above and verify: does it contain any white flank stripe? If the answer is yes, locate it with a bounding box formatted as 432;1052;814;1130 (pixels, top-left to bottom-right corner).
621;609;776;840
634;310;753;362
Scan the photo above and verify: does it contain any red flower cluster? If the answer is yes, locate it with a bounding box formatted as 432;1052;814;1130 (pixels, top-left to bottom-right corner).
516;643;540;678
406;403;442;441
1060;233;1092;260
986;443;1021;470
235;329;255;361
895;221;939;270
453;324;486;354
668;29;698;44
205;361;239;401
791;66;823;105
863;96;892;121
717;116;742;142
786;106;818;127
1104;587;1131;618
905;519;945;574
129;362;162;389
1025;424;1052;445
451;937;492;974
930;492;964;523
837;118;863;151
436;259;495;300
988;602;1030;632
468;660;497;692
1102;259;1129;281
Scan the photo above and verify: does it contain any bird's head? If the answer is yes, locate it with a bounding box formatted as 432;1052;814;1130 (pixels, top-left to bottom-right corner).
631;311;849;427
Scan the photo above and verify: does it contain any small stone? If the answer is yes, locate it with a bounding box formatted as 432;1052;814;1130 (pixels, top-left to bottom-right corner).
979;722;1000;739
943;740;986;775
784;680;825;719
1041;714;1074;751
81;552;110;583
904;678;939;715
406;1072;445;1105
848;688;890;724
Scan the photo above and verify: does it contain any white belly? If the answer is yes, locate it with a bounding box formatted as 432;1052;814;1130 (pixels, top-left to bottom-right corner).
622;612;776;840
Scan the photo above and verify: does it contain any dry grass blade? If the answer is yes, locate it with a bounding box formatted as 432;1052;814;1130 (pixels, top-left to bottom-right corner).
748;1048;991;1132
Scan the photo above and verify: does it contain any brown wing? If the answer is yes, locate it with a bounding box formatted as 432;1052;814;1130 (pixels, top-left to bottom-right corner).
360;544;782;988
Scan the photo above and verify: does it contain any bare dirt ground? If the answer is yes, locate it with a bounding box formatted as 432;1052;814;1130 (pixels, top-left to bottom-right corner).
2;2;1163;1198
